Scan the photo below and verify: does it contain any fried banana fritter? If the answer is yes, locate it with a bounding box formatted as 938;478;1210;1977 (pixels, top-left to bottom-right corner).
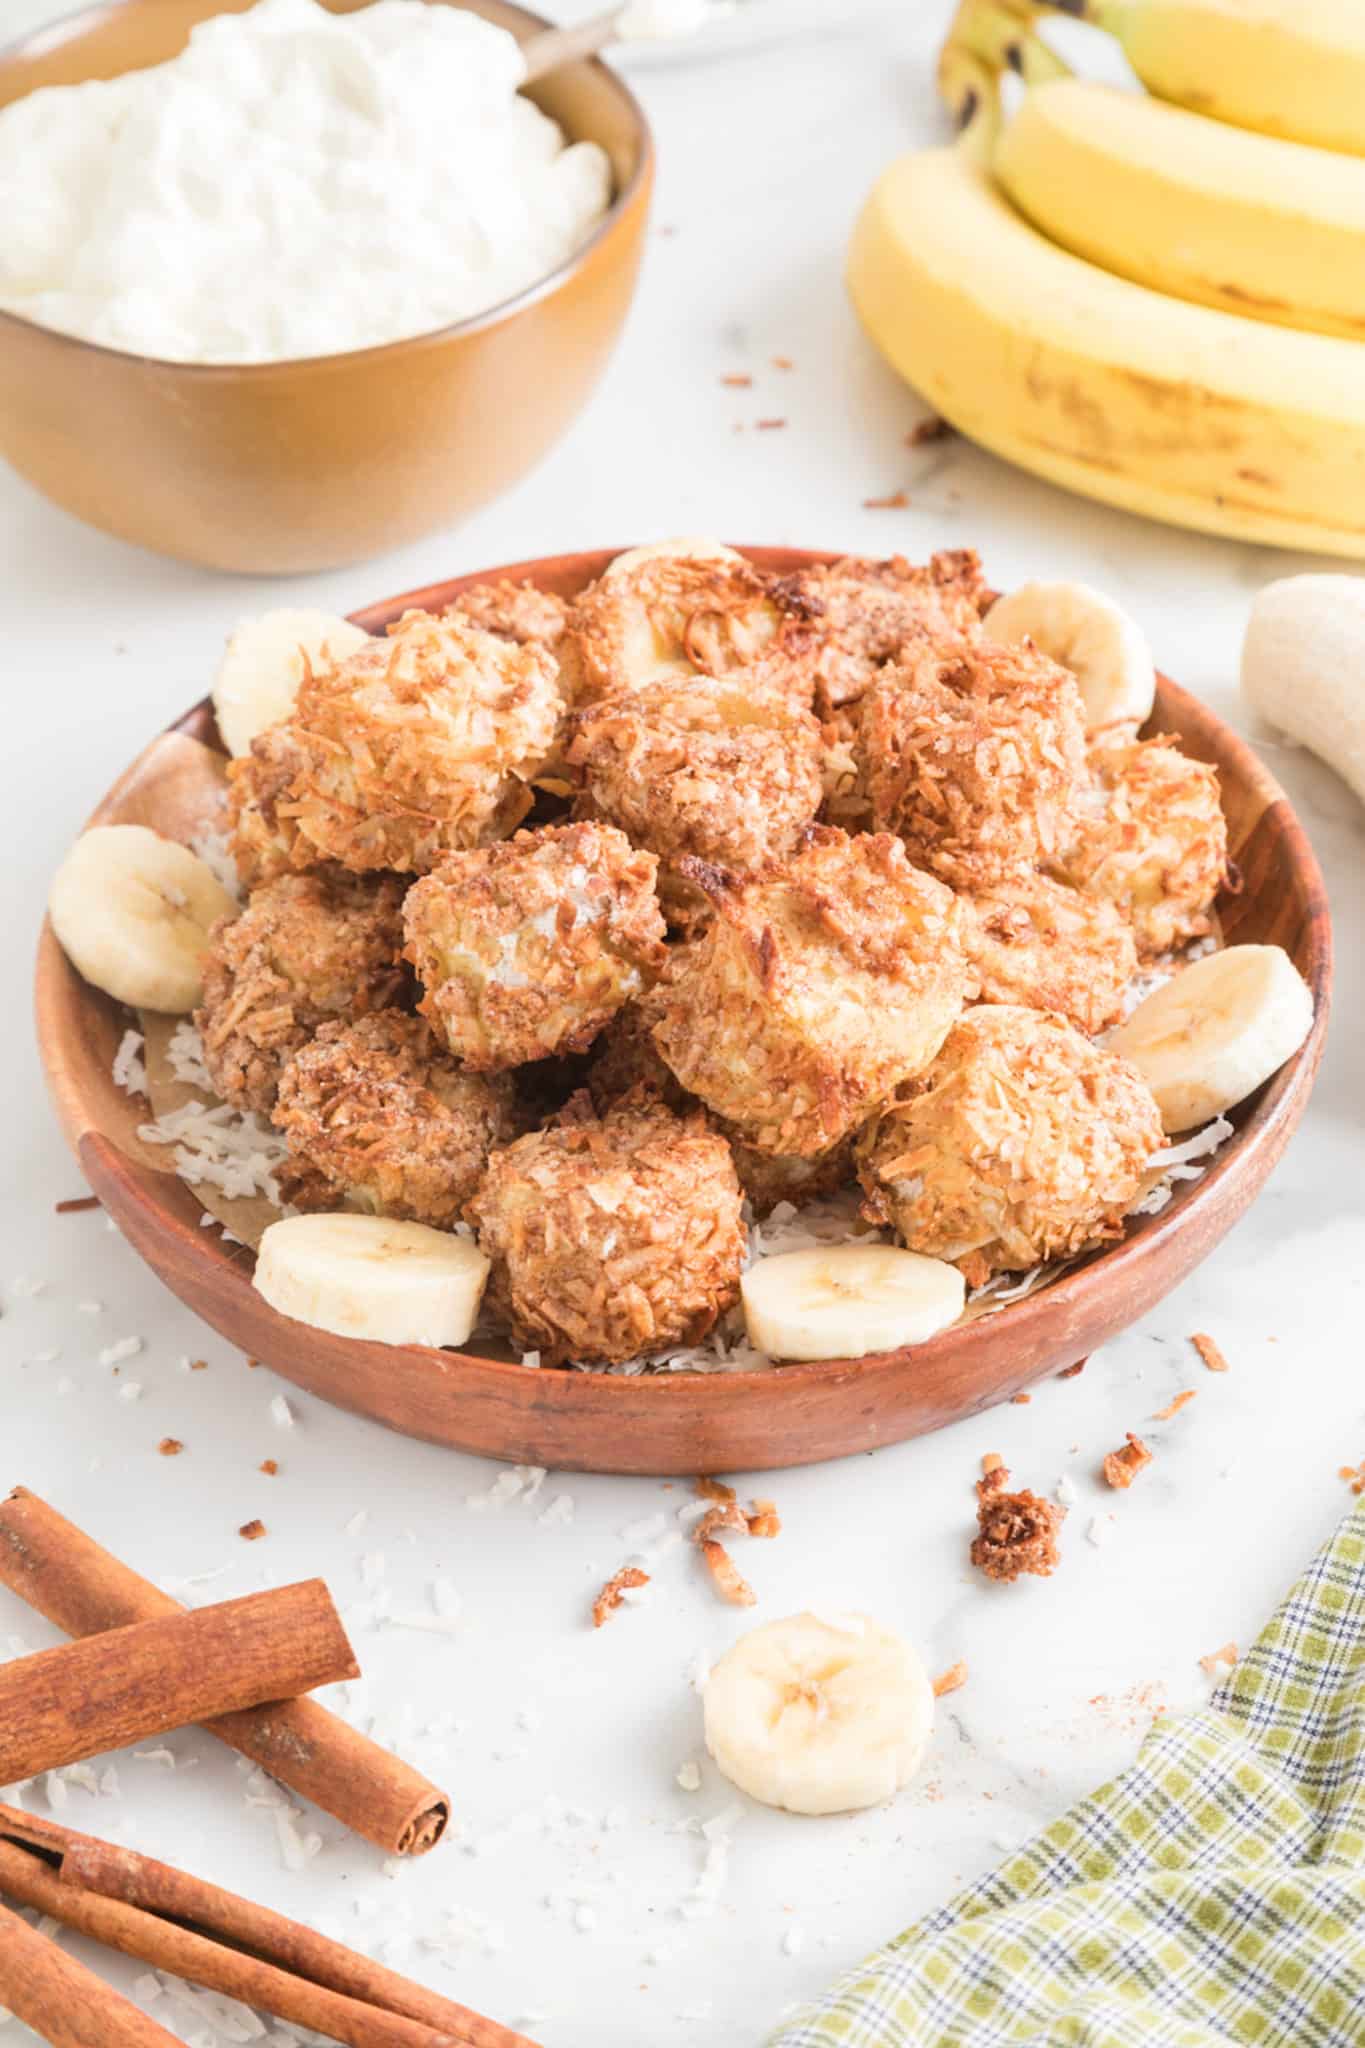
466;1096;746;1367
585;1003;854;1217
273;1010;517;1228
649;826;967;1158
402;820;667;1070
197;871;409;1114
962;872;1138;1037
227;723;311;890
860;636;1088;892
565;543;806;708
857;1004;1162;1283
772;548;995;717
566;675;824;923
1061;734;1229;958
230;610;562;879
444;579;568;650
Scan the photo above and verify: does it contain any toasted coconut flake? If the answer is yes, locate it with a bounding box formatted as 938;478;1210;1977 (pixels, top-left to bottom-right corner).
1191;1333;1230;1374
1061;734;1228;959
1198;1641;1238;1677
1101;1433;1152;1490
696;1475;737;1503
1152;1389;1197;1421
592;1566;650;1628
932;1660;968;1698
700;1540;756;1607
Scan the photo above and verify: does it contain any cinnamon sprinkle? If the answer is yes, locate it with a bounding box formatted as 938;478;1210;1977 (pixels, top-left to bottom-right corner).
592;1566;650;1628
932;1660;968;1698
1191;1333;1230;1374
1152;1390;1197;1421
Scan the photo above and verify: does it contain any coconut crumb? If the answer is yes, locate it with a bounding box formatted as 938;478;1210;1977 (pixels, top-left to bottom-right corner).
1153;1389;1197;1421
592;1566;650;1628
970;1465;1064;1583
260;1459;278;1476
1057;1358;1087;1379
1101;1433;1152;1490
158;1439;184;1458
696;1476;736;1503
932;1660;968;1698
239;1519;267;1542
700;1540;755;1607
1191;1333;1229;1374
746;1499;781;1540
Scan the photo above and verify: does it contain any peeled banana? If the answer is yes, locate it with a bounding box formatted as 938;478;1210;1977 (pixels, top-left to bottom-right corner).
847;52;1365;559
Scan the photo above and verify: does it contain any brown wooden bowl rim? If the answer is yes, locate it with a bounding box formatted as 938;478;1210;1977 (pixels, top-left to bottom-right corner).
0;0;654;375
36;544;1334;1413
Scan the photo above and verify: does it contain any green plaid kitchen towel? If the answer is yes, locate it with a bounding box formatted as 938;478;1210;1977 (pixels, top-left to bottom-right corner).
772;1503;1365;2048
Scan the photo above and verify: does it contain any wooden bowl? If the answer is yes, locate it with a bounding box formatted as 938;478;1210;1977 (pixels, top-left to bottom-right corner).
35;549;1333;1474
0;2;651;575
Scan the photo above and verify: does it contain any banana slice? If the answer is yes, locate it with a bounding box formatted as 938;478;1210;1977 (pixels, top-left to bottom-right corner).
985;580;1156;733
213;609;370;757
741;1245;965;1362
1109;944;1314;1133
254;1214;490;1348
48;825;238;1013
703;1611;934;1816
602;537;741;580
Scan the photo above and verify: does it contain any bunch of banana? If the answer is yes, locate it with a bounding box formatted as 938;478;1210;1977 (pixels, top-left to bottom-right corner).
847;0;1365;554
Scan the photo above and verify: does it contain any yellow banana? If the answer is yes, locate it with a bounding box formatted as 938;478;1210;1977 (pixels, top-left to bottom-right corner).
1073;0;1365;157
978;36;1365;337
847;51;1365;558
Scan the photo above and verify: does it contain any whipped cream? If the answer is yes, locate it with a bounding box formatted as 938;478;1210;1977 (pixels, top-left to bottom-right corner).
0;0;612;363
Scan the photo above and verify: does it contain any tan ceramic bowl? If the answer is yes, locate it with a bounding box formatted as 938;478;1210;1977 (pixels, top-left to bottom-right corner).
0;0;652;573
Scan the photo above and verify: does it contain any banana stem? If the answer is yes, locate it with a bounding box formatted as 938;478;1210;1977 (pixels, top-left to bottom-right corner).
945;0;1072;88
936;41;1004;155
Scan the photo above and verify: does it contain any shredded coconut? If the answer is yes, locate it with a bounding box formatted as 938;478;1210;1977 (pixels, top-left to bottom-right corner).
112;1028;147;1096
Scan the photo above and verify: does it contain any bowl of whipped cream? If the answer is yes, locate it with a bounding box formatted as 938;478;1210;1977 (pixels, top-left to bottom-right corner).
0;0;652;571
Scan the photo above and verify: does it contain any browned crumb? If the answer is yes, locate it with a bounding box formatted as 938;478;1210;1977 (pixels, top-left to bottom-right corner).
746;1500;782;1540
158;1439;184;1457
1102;1433;1152;1490
592;1565;650;1628
1339;1460;1365;1497
772;355;794;370
1191;1333;1230;1374
721;373;752;388
1058;1359;1088;1380
1153;1389;1197;1421
933;1660;968;1698
1199;1642;1238;1677
239;1519;267;1541
907;415;954;447
55;1195;100;1215
246;1358;261;1370
694;1503;749;1544
700;1540;756;1607
970;1467;1064;1582
1011;1393;1032;1406
978;1457;1009;1490
697;1476;736;1503
863;489;909;510
756;418;787;431
260;1459;279;1476
189;1359;209;1372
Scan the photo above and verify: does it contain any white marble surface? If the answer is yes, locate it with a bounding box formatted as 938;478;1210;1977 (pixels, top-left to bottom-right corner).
2;3;1362;2044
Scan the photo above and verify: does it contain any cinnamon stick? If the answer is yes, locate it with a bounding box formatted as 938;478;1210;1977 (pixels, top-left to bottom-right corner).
0;1487;450;1855
0;1897;181;2048
0;1808;536;2048
0;1580;356;1784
